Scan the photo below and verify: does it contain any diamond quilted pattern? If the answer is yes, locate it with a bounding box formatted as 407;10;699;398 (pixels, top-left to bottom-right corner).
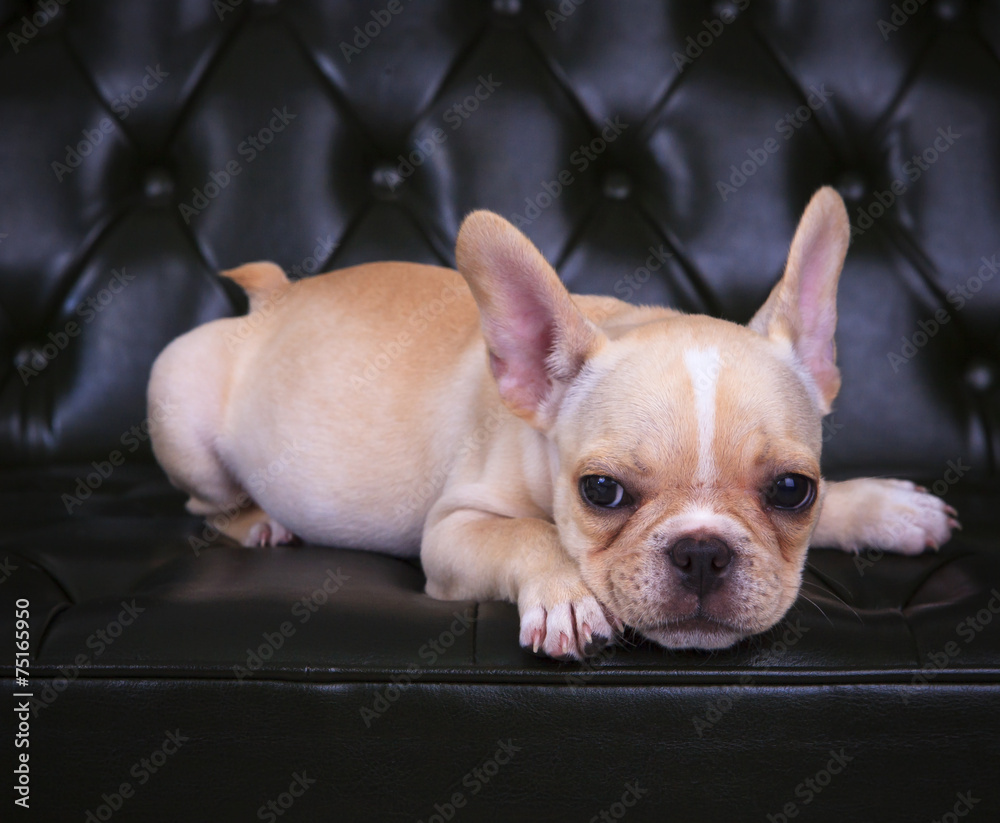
0;0;996;479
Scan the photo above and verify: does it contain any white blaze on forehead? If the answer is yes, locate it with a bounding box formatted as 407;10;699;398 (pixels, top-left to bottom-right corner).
683;346;721;485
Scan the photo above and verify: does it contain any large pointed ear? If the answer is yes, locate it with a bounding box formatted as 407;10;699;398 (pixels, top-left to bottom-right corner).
748;187;850;415
455;211;605;428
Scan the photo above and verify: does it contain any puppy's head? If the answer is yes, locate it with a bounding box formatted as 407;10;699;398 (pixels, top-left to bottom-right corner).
456;188;850;650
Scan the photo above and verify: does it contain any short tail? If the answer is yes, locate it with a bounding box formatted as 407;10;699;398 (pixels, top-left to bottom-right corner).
221;261;290;312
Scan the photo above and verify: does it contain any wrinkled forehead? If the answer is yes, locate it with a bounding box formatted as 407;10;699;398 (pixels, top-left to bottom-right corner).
558;318;822;474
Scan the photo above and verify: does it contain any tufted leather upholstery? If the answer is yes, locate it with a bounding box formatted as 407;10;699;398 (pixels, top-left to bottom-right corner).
2;1;999;820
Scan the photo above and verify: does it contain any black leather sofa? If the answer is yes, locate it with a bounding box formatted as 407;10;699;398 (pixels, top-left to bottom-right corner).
3;1;999;820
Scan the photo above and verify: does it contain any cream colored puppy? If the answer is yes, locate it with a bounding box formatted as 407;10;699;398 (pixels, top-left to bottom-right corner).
148;187;958;660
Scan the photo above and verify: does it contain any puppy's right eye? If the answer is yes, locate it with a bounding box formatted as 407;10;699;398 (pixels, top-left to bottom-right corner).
580;475;632;509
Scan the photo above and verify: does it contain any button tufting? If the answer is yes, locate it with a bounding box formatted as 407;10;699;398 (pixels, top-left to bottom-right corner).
602;171;632;200
964;359;996;393
371;162;403;197
834;171;868;203
934;0;965;21
14;343;49;375
143;166;175;205
711;0;741;23
492;0;521;15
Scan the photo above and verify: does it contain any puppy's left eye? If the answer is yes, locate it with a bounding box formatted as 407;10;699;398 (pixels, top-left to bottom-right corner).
765;474;816;511
580;475;632;509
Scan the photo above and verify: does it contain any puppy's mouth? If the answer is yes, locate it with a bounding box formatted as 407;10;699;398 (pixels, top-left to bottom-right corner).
633;613;747;651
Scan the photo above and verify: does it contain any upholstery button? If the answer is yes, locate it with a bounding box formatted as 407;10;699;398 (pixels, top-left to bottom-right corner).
964;359;995;393
492;0;521;15
143;166;174;205
371;162;403;197
934;0;964;21
14;343;49;375
711;0;741;23
834;171;867;203
602;171;632;200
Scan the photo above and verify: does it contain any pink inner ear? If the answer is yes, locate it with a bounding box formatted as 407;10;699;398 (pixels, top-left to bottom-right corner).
485;297;558;414
792;228;840;400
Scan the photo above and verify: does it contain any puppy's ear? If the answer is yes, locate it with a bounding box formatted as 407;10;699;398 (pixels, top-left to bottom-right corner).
456;211;604;427
749;187;850;415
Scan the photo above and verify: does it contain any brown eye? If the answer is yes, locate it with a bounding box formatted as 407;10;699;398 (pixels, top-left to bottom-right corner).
580;476;632;509
765;474;816;511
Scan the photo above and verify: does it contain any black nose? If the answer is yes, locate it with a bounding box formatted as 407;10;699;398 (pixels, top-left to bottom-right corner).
669;536;733;596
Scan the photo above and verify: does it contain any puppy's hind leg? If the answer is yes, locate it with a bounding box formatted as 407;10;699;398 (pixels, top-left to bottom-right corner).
148;323;296;548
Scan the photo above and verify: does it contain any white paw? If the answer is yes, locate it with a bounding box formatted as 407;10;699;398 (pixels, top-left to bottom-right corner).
844;479;959;555
244;519;297;547
519;583;617;661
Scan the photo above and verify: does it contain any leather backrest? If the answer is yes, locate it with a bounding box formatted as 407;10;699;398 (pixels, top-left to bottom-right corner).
1;0;997;478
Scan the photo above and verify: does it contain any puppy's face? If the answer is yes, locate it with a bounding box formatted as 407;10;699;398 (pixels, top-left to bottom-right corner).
456;186;850;650
551;317;823;649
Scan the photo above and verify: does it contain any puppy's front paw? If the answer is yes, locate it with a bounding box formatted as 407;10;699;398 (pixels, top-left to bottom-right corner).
815;478;960;554
519;579;616;661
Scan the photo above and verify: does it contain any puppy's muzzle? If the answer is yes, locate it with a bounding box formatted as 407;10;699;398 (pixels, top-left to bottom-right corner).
668;535;733;597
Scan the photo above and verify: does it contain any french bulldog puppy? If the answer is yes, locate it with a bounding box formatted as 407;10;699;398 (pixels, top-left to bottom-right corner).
148;187;958;660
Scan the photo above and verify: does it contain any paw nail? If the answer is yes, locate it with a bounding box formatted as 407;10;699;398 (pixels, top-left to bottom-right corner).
532;630;542;654
945;505;959;517
581;623;593;644
559;633;570;655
